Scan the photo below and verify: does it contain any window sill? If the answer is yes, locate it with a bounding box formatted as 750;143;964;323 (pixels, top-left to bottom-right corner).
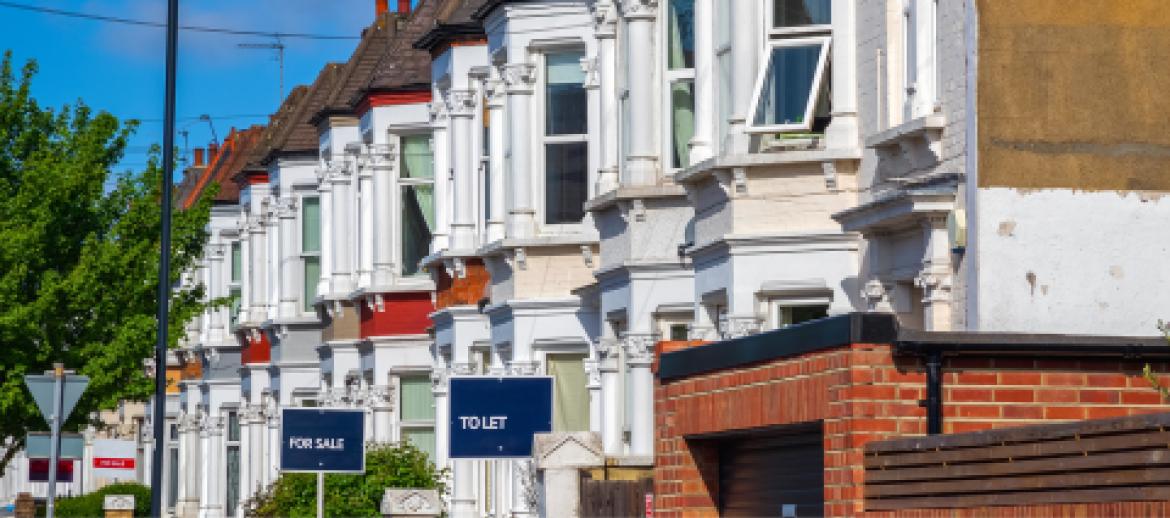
583;184;687;213
674;147;862;185
865;114;946;150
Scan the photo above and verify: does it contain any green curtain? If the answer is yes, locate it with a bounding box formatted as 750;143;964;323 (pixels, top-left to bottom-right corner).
400;185;434;276
400;375;435;421
547;354;589;432
400;135;434;179
402;428;436;461
303;257;320;311
672;81;695;168
230;242;242;282
229;286;241;325
301;197;320;252
668;0;695;70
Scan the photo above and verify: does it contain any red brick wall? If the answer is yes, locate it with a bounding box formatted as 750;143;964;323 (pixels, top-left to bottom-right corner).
869;502;1170;517
654;343;1170;517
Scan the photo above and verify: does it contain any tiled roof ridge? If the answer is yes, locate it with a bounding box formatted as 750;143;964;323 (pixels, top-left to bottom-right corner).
258;62;343;165
315;11;400;122
179;124;266;209
361;0;440;99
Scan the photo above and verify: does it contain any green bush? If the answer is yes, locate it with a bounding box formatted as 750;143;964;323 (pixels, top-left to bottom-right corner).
41;482;152;518
248;442;447;518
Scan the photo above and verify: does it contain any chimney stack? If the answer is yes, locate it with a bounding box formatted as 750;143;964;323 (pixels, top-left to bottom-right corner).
208;141;219;160
398;0;410;13
193;148;205;167
376;0;389;17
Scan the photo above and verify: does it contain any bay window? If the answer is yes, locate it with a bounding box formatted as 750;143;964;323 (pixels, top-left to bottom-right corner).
748;1;832;134
665;0;695;169
543;50;588;225
399;134;435;276
300;197;320;311
399;374;436;460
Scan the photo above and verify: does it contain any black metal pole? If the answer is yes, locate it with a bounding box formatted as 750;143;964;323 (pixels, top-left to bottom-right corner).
151;0;178;515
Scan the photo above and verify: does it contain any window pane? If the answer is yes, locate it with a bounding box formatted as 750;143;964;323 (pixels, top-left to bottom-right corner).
230;242;242;282
546;52;587;135
669;324;689;341
229;286;242;326
401;184;434;276
483;165;491;221
671;80;695;169
402;428;436;461
301;197;320;253
303;256;320;311
668;0;695;69
752;43;825;129
400;376;435;421
544;142;588;224
547;354;589;432
225;446;240;516
779;305;829;327
227;411;240;442
774;0;831;27
168;448;179;508
400;135;434;179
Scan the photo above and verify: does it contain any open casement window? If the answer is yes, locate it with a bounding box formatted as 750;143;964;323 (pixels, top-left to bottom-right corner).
542;51;589;226
547;353;589;432
300;196;320;311
665;0;695;169
746;36;832;133
398;134;435;276
400;374;436;460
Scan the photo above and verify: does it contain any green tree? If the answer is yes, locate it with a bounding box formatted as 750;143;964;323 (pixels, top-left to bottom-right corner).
0;51;213;471
248;442;448;518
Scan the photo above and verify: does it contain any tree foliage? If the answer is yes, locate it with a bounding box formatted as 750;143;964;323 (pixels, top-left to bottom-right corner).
41;482;152;518
247;442;448;518
0;51;212;470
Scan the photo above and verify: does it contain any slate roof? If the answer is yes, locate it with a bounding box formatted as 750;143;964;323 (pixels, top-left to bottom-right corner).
313;12;404;123
414;0;489;51
257;62;342;165
363;0;441;95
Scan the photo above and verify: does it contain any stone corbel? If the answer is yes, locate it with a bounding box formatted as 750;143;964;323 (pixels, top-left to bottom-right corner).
620;0;659;20
862;279;894;313
822;161;839;191
333;300;344;319
591;1;618;36
512;247;528;271
581;56;600;89
428;100;449;125
276;324;289;340
444;89;479;118
248;328;262;343
453;257;467;279
580;245;594;268
498;63;538;93
630;199;647;222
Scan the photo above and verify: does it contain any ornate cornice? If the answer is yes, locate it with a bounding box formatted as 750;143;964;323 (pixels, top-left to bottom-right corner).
444;89;479;119
498;63;537;93
484;79;508;108
591;2;618;36
619;0;658;20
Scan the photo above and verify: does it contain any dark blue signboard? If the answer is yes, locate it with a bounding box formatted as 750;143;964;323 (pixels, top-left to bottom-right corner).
280;408;365;473
449;376;553;458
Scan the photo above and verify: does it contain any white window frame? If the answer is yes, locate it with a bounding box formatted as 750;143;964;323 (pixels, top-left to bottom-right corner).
228;240;243;326
298;193;320;314
661;0;697;171
394;130;436;277
397;372;436;459
715;0;733;154
745;36;832;134
223;409;241;518
766;0;833;37
534;48;591;232
902;0;938;121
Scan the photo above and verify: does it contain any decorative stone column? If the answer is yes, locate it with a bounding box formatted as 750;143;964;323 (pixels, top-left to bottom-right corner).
238;221;252;324
317;167;334;297
728;0;759;154
248;406;266;501
584;357;601;435
266;410;280;488
597;339;622;455
689;0;714;163
197;414;214;517
237;407;251;516
430;371;450;467
278;198;299;317
249;211;268;323
208;244;226;344
358;151;376;288
591;2;619;193
371;385;394;443
331;165;354;294
624;334;655;456
429;101;451;253
178;413;201;518
620;0;660;185
371;143;398;285
499;62;537;239
266;197;281;321
447;88;479;251
483;78;508;242
824;0;859;149
449;362;476;518
916;215;954;331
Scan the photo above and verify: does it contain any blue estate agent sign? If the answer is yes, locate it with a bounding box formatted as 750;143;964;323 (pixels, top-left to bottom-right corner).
449;376;553;459
280;408;365;473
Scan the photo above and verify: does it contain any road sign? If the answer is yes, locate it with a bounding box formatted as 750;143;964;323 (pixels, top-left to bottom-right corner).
280;408;365;473
26;433;84;460
448;376;553;458
92;439;137;480
25;373;88;425
29;459;74;483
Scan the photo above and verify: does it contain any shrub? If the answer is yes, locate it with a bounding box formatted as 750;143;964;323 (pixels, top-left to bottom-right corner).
43;482;152;518
248;442;447;517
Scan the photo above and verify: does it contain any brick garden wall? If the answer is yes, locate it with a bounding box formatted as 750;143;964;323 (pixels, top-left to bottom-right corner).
654;342;1170;517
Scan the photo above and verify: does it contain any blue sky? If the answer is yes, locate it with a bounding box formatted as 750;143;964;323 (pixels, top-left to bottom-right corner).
0;0;395;175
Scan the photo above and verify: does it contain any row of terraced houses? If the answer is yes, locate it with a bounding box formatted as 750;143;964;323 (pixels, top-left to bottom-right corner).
10;0;1170;516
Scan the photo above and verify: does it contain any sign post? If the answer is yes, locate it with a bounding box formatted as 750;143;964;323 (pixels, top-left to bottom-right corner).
448;377;553;458
280;408;365;518
25;364;89;518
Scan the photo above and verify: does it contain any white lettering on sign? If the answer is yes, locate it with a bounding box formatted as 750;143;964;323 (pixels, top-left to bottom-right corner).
287;437;346;450
458;416;509;430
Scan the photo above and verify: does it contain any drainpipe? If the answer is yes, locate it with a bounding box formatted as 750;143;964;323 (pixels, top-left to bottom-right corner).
923;351;942;435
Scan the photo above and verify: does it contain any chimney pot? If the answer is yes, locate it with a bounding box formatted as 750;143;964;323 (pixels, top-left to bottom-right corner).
208;142;219;159
398;0;410;13
194;148;205;167
376;0;389;17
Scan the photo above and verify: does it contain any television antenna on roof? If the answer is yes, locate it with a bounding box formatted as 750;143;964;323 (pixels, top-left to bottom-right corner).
238;38;286;102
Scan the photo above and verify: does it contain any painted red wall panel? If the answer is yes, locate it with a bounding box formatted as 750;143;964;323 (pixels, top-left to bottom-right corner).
240;330;271;364
360;291;435;338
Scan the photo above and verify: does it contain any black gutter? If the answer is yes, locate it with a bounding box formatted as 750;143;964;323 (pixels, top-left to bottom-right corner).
413;23;487;51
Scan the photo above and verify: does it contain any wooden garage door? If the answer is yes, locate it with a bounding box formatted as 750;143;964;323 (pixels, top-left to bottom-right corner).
718;423;824;517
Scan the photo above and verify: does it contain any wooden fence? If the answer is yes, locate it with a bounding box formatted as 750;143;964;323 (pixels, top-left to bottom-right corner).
580;477;653;518
864;412;1170;511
